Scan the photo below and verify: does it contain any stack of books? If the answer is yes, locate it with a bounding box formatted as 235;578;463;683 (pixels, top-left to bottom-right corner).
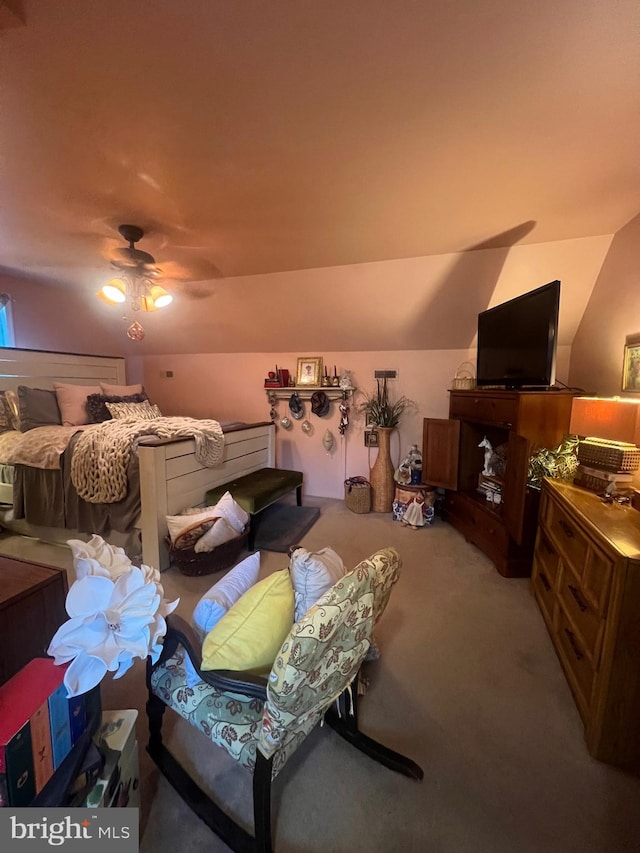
0;658;100;807
477;473;503;505
573;464;635;494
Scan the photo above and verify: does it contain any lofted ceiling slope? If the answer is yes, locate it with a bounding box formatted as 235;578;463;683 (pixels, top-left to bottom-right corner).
0;0;638;352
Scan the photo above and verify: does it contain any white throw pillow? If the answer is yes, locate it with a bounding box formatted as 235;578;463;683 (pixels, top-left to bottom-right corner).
191;551;261;640
212;490;250;533
289;546;345;622
194;517;238;553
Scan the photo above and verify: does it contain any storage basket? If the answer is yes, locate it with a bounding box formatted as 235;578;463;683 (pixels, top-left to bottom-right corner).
451;361;476;390
167;529;249;576
344;476;372;514
577;439;640;473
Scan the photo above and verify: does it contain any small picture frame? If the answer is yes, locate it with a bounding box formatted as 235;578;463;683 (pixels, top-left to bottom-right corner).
364;429;379;448
296;356;323;386
622;334;640;391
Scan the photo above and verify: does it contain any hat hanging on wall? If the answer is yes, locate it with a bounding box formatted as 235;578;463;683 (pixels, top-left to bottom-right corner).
311;390;330;417
289;392;304;419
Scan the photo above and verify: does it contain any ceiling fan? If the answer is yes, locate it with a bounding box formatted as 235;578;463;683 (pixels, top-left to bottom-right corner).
98;223;224;341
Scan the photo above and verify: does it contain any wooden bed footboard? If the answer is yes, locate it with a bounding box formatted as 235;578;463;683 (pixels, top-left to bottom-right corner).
137;422;275;571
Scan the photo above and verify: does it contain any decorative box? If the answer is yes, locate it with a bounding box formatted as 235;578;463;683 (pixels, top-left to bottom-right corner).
577;438;640;473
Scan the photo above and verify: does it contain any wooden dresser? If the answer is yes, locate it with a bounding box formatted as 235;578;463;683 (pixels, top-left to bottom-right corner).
531;479;640;768
0;555;68;686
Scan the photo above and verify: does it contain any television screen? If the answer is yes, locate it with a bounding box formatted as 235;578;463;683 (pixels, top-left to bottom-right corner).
476;280;560;389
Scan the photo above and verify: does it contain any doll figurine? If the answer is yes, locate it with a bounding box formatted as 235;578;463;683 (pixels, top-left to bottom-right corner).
402;491;426;529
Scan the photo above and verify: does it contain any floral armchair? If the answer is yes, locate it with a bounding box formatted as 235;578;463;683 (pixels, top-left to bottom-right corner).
146;546;423;853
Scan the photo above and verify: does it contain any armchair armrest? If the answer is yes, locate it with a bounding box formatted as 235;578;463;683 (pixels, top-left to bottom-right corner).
152;613;268;701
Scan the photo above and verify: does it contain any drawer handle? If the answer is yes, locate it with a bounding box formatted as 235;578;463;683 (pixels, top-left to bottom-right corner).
539;572;551;592
500;421;513;428
559;520;575;539
568;584;588;613
564;628;584;661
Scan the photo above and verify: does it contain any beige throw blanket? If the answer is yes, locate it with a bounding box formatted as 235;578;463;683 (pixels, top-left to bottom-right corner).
71;417;225;503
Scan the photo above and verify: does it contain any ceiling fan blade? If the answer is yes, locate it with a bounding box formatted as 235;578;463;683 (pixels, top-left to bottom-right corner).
159;256;224;282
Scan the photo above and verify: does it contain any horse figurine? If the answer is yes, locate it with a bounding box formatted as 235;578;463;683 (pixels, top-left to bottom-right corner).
478;436;494;476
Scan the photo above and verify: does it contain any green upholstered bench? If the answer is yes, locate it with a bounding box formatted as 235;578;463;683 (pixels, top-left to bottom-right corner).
205;467;303;549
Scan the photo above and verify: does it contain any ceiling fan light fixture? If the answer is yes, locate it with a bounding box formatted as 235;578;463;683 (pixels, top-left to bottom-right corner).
150;286;173;309
99;278;127;304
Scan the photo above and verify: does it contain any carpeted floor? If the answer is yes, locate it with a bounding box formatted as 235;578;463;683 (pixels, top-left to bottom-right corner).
1;496;639;852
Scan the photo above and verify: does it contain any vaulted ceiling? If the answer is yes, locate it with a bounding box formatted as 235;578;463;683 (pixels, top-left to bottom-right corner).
0;1;639;315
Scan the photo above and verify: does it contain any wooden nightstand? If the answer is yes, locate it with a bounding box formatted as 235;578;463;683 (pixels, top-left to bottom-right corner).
0;555;68;685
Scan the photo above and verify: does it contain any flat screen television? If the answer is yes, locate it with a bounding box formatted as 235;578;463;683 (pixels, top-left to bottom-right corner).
476;280;560;390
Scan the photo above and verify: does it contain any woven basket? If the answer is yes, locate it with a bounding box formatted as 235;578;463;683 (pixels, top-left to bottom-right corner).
451;361;476;390
344;477;372;514
168;529;249;576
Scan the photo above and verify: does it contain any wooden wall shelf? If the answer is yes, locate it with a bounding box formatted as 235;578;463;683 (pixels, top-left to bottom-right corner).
264;387;354;401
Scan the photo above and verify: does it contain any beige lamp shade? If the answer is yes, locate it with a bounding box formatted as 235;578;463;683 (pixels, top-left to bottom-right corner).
569;397;640;445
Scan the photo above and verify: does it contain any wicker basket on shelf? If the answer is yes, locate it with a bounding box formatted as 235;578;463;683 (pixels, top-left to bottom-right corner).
167;529;249;576
344;477;372;514
451;361;476;390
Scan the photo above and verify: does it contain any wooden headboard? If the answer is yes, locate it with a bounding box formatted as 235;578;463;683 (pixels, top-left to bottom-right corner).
0;347;126;390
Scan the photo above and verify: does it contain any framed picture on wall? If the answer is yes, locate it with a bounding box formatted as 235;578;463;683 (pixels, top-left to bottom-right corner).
296;357;323;386
622;334;640;391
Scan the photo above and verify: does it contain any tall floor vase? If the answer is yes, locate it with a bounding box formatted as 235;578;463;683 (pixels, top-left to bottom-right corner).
370;427;395;512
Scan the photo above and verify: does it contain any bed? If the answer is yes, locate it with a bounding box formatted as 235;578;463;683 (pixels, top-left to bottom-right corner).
0;347;275;571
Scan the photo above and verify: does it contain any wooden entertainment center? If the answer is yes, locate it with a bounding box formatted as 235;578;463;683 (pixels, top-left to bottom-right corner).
422;389;575;577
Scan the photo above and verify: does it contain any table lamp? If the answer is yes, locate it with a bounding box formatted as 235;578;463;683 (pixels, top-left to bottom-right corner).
569;396;640;492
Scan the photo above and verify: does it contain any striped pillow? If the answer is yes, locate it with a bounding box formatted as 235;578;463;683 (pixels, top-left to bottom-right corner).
105;400;162;420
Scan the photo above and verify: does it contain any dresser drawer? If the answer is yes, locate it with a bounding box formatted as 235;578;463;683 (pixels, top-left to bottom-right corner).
449;394;518;428
545;497;589;572
531;559;557;627
556;605;595;720
535;528;561;589
545;497;614;615
557;567;605;664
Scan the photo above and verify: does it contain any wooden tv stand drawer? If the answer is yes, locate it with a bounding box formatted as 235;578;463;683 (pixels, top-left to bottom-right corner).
449;392;519;428
531;479;640;768
0;555;68;685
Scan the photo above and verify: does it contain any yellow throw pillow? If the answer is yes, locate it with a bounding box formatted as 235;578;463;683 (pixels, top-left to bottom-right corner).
201;569;294;674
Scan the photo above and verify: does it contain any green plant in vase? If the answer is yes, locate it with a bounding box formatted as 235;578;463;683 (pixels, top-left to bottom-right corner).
357;377;416;427
358;378;417;512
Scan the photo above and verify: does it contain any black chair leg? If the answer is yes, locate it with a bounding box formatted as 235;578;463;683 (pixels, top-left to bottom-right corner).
296;484;302;506
253;751;274;853
146;684;166;752
325;684;424;781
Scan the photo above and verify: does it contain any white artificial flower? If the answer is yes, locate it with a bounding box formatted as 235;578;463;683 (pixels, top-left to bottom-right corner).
48;561;179;697
67;535;133;580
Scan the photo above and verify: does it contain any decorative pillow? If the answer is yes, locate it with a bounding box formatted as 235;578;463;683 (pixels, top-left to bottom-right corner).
105;400;162;420
201;569;294;674
17;386;62;432
193;518;239;553
100;382;144;396
53;382;102;426
193;492;249;553
289;546;345;622
0;391;15;433
166;507;221;550
86;392;148;424
209;490;250;534
192;552;261;640
3;389;20;431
